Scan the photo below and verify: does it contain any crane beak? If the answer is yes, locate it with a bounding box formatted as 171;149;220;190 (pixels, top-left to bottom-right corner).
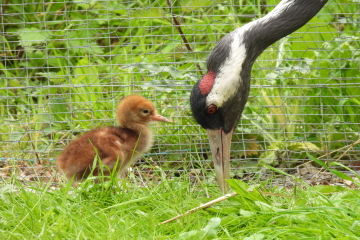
206;128;233;193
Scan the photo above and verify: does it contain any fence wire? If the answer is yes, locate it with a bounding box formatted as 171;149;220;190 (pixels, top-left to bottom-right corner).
1;0;359;185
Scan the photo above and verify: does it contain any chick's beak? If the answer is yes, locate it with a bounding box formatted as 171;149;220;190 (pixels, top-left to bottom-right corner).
151;113;172;123
207;128;233;193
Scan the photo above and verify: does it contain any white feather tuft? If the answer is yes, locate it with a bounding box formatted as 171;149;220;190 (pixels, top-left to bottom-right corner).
206;0;297;107
206;30;247;107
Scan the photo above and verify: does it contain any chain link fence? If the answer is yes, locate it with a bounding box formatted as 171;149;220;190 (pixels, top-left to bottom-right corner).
1;0;359;185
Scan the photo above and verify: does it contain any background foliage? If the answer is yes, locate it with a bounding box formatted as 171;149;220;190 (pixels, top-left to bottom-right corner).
0;0;359;179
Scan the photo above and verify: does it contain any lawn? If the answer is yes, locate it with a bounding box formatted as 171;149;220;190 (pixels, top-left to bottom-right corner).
1;168;360;239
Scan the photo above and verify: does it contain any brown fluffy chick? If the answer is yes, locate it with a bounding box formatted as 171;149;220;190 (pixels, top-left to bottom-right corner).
56;95;171;184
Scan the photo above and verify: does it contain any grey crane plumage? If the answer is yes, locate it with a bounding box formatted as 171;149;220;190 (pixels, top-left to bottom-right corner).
190;0;328;193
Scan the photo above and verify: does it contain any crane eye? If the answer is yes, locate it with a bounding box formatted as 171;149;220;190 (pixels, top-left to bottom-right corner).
142;109;149;114
206;104;217;114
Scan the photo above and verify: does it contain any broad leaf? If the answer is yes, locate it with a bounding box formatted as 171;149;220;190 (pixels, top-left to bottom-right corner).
18;28;49;46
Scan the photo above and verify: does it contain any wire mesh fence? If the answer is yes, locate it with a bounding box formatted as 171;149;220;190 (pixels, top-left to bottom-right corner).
1;0;359;185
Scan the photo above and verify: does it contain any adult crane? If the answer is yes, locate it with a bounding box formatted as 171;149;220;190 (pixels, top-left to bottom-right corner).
190;0;328;193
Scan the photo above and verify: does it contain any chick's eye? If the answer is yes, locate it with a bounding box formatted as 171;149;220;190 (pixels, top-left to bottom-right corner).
142;109;149;114
206;104;217;114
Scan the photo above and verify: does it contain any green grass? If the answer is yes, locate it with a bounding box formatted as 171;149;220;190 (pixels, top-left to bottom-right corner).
1;1;360;238
1;168;360;239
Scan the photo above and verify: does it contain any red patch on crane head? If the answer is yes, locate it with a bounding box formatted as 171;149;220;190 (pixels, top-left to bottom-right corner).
199;71;216;95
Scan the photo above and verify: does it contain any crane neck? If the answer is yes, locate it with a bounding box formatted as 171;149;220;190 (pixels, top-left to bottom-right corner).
206;0;327;78
242;0;327;65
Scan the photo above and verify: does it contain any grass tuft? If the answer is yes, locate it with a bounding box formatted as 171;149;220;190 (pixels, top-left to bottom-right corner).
1;166;360;239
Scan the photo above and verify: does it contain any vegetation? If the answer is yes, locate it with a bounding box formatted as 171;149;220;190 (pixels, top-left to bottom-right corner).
0;0;359;238
1;0;359;168
1;164;360;239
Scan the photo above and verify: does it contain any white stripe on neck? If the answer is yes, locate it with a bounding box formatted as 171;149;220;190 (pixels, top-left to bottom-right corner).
206;0;296;107
206;30;247;107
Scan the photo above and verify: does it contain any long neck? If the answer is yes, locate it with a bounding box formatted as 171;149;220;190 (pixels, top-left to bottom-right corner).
207;0;327;74
205;0;327;108
243;0;328;65
202;0;327;132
